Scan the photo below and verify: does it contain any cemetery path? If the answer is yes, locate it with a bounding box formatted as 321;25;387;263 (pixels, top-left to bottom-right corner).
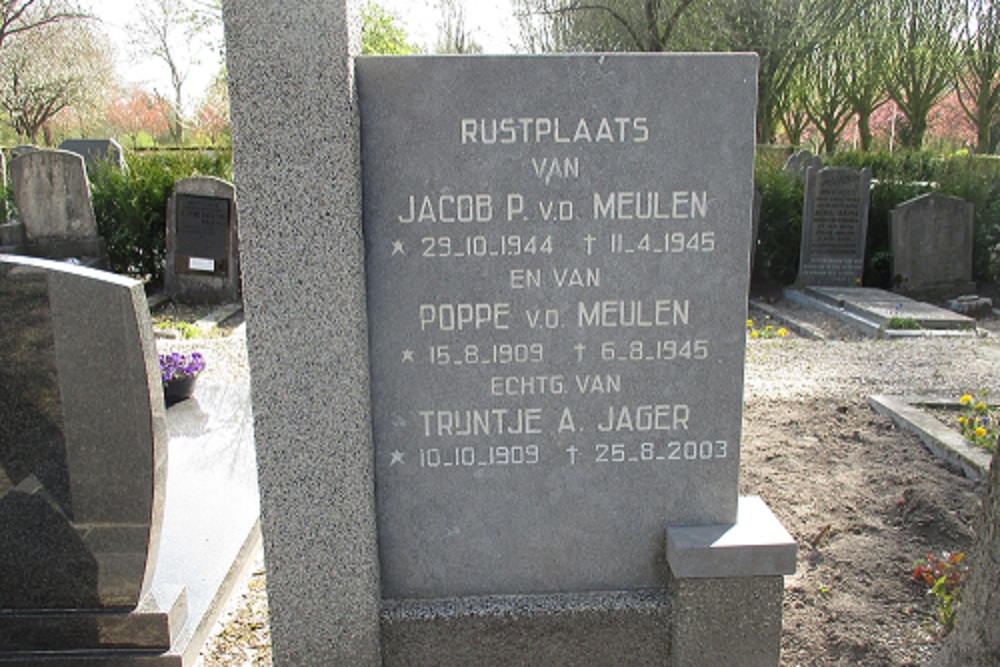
192;304;1000;667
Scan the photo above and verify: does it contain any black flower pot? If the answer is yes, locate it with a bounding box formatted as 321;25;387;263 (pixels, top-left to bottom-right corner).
164;375;198;406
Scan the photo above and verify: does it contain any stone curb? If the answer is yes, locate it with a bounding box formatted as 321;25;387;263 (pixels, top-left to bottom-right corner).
868;394;993;481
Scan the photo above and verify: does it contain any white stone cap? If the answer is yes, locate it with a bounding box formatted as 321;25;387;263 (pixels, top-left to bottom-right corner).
666;496;797;578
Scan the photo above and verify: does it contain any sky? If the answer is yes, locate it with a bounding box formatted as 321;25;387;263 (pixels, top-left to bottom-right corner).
379;0;519;53
85;0;519;112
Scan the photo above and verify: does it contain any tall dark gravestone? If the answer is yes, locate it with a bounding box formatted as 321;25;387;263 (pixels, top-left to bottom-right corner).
797;166;872;287
0;254;261;665
164;176;241;303
361;55;756;598
0;254;177;658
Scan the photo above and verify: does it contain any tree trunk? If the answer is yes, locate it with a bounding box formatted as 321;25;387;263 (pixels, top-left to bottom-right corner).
857;110;873;152
930;444;1000;666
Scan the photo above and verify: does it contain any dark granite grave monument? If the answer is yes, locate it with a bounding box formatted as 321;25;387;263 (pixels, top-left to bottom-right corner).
0;253;175;656
59;138;125;169
797;166;872;287
226;2;796;659
0;254;260;665
164;176;241;303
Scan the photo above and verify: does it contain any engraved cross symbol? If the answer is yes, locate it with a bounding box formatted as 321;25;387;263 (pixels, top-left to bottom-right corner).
566;445;579;465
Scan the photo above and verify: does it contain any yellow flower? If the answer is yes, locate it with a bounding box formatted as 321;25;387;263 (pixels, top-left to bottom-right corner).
778;328;789;337
765;325;774;331
958;416;968;425
974;402;988;411
976;427;988;437
751;330;759;339
747;319;754;328
960;394;974;405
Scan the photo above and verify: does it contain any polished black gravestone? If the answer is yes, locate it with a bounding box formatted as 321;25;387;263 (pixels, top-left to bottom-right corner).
0;254;260;666
0;254;178;653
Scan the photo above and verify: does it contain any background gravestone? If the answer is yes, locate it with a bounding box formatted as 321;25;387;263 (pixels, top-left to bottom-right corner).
58;138;125;170
10;145;39;160
890;192;976;298
783;149;822;180
797;165;872;287
7;150;107;267
164;176;241;303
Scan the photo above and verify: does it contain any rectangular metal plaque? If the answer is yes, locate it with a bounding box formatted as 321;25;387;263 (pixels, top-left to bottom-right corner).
358;55;758;599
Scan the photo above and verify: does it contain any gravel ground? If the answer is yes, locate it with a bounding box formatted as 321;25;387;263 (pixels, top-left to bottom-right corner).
184;298;1000;666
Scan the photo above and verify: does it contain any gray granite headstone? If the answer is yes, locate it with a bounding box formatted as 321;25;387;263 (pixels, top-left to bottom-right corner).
8;150;107;266
890;192;976;298
164;176;241;303
797;166;872;287
0;254;167;610
359;54;757;599
58;138;125;170
751;188;762;277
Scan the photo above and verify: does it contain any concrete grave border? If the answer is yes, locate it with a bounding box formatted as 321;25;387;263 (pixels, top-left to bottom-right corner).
869;394;993;480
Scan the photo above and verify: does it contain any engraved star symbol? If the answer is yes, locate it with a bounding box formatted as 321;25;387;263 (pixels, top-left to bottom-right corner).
390;450;405;466
391;240;406;256
401;349;414;363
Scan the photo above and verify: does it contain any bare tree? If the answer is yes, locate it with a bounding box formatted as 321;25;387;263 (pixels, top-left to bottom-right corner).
128;0;202;144
884;0;962;150
837;2;891;152
681;0;860;144
955;0;1000;153
0;0;87;51
435;0;482;53
514;0;698;53
800;47;853;154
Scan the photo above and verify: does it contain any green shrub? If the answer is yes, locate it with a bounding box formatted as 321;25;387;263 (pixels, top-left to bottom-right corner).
753;154;804;286
90;151;232;287
935;155;1000;282
828;149;940;182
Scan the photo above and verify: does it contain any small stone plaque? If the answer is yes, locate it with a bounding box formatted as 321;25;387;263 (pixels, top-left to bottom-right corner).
176;194;230;268
358;55;757;599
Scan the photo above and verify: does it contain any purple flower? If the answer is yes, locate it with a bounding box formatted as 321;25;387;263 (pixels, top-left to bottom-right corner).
158;351;206;384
